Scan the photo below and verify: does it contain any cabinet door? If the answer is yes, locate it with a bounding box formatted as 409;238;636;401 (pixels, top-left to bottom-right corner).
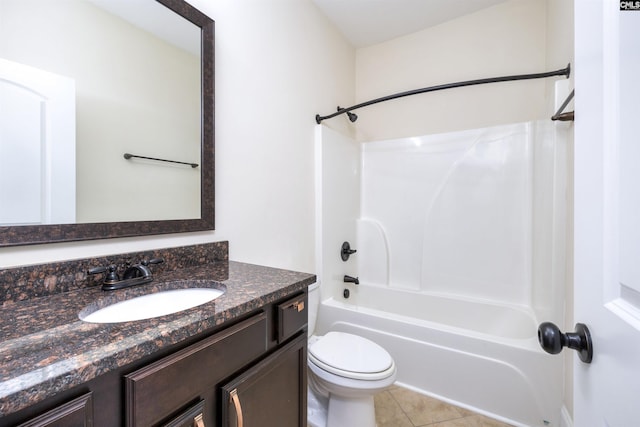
16;393;93;427
221;333;307;427
125;312;267;427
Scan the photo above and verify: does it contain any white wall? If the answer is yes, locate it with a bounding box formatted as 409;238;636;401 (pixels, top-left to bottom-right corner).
354;0;550;142
0;0;355;273
197;0;354;272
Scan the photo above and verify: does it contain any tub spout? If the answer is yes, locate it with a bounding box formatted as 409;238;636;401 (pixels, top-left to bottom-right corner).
344;275;359;285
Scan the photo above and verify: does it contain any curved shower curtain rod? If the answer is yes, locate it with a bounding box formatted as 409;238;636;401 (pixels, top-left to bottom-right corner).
315;63;571;124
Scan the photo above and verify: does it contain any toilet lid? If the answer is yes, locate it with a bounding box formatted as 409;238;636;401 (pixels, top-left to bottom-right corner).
309;332;394;380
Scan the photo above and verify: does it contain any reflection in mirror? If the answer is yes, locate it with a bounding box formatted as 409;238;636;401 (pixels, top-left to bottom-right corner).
1;0;200;224
0;0;215;246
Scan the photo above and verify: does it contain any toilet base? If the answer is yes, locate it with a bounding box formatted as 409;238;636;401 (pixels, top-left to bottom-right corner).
308;387;328;427
308;389;377;427
328;394;376;427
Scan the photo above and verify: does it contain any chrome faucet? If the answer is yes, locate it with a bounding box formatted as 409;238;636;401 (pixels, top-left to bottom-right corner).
88;258;164;291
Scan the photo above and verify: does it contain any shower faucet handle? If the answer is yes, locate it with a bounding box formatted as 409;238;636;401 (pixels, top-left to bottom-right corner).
341;241;357;261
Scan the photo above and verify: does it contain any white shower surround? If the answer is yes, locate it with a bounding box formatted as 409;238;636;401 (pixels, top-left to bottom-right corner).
314;120;567;426
357;122;565;312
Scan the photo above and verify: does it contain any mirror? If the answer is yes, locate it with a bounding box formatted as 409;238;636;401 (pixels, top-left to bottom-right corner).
0;0;214;246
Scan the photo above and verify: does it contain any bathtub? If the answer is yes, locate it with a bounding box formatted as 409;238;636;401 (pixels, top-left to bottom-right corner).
314;285;563;427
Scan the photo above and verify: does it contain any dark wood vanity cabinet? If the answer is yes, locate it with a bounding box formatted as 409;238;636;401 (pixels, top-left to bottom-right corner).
6;291;308;427
125;311;269;426
125;291;308;427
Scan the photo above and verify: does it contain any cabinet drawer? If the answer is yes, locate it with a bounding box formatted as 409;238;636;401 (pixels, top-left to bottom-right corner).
125;312;267;427
17;392;93;427
277;293;308;343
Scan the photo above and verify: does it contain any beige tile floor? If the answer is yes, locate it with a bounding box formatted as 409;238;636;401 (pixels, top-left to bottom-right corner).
374;385;515;427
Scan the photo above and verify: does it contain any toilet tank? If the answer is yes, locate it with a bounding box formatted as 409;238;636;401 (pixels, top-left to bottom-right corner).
308;281;320;336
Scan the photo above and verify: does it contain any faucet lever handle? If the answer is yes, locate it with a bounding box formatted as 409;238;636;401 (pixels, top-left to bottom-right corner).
87;266;107;275
142;258;164;266
87;264;119;283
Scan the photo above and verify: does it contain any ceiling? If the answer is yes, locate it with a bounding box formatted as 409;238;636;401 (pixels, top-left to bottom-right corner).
312;0;509;48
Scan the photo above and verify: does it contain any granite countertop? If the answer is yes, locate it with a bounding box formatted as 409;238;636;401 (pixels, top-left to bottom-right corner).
0;260;316;416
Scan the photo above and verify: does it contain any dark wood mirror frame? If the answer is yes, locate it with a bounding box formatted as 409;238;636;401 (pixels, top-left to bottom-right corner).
0;0;214;247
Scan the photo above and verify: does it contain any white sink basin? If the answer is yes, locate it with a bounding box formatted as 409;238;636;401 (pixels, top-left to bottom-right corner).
79;287;225;323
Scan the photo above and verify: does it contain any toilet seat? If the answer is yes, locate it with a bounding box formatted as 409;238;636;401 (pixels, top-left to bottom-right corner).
309;332;395;381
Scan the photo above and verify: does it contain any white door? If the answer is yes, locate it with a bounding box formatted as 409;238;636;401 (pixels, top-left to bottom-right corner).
0;58;76;225
574;2;640;426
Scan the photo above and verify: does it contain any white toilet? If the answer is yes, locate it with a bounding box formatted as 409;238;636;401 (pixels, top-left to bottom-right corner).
307;283;397;427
